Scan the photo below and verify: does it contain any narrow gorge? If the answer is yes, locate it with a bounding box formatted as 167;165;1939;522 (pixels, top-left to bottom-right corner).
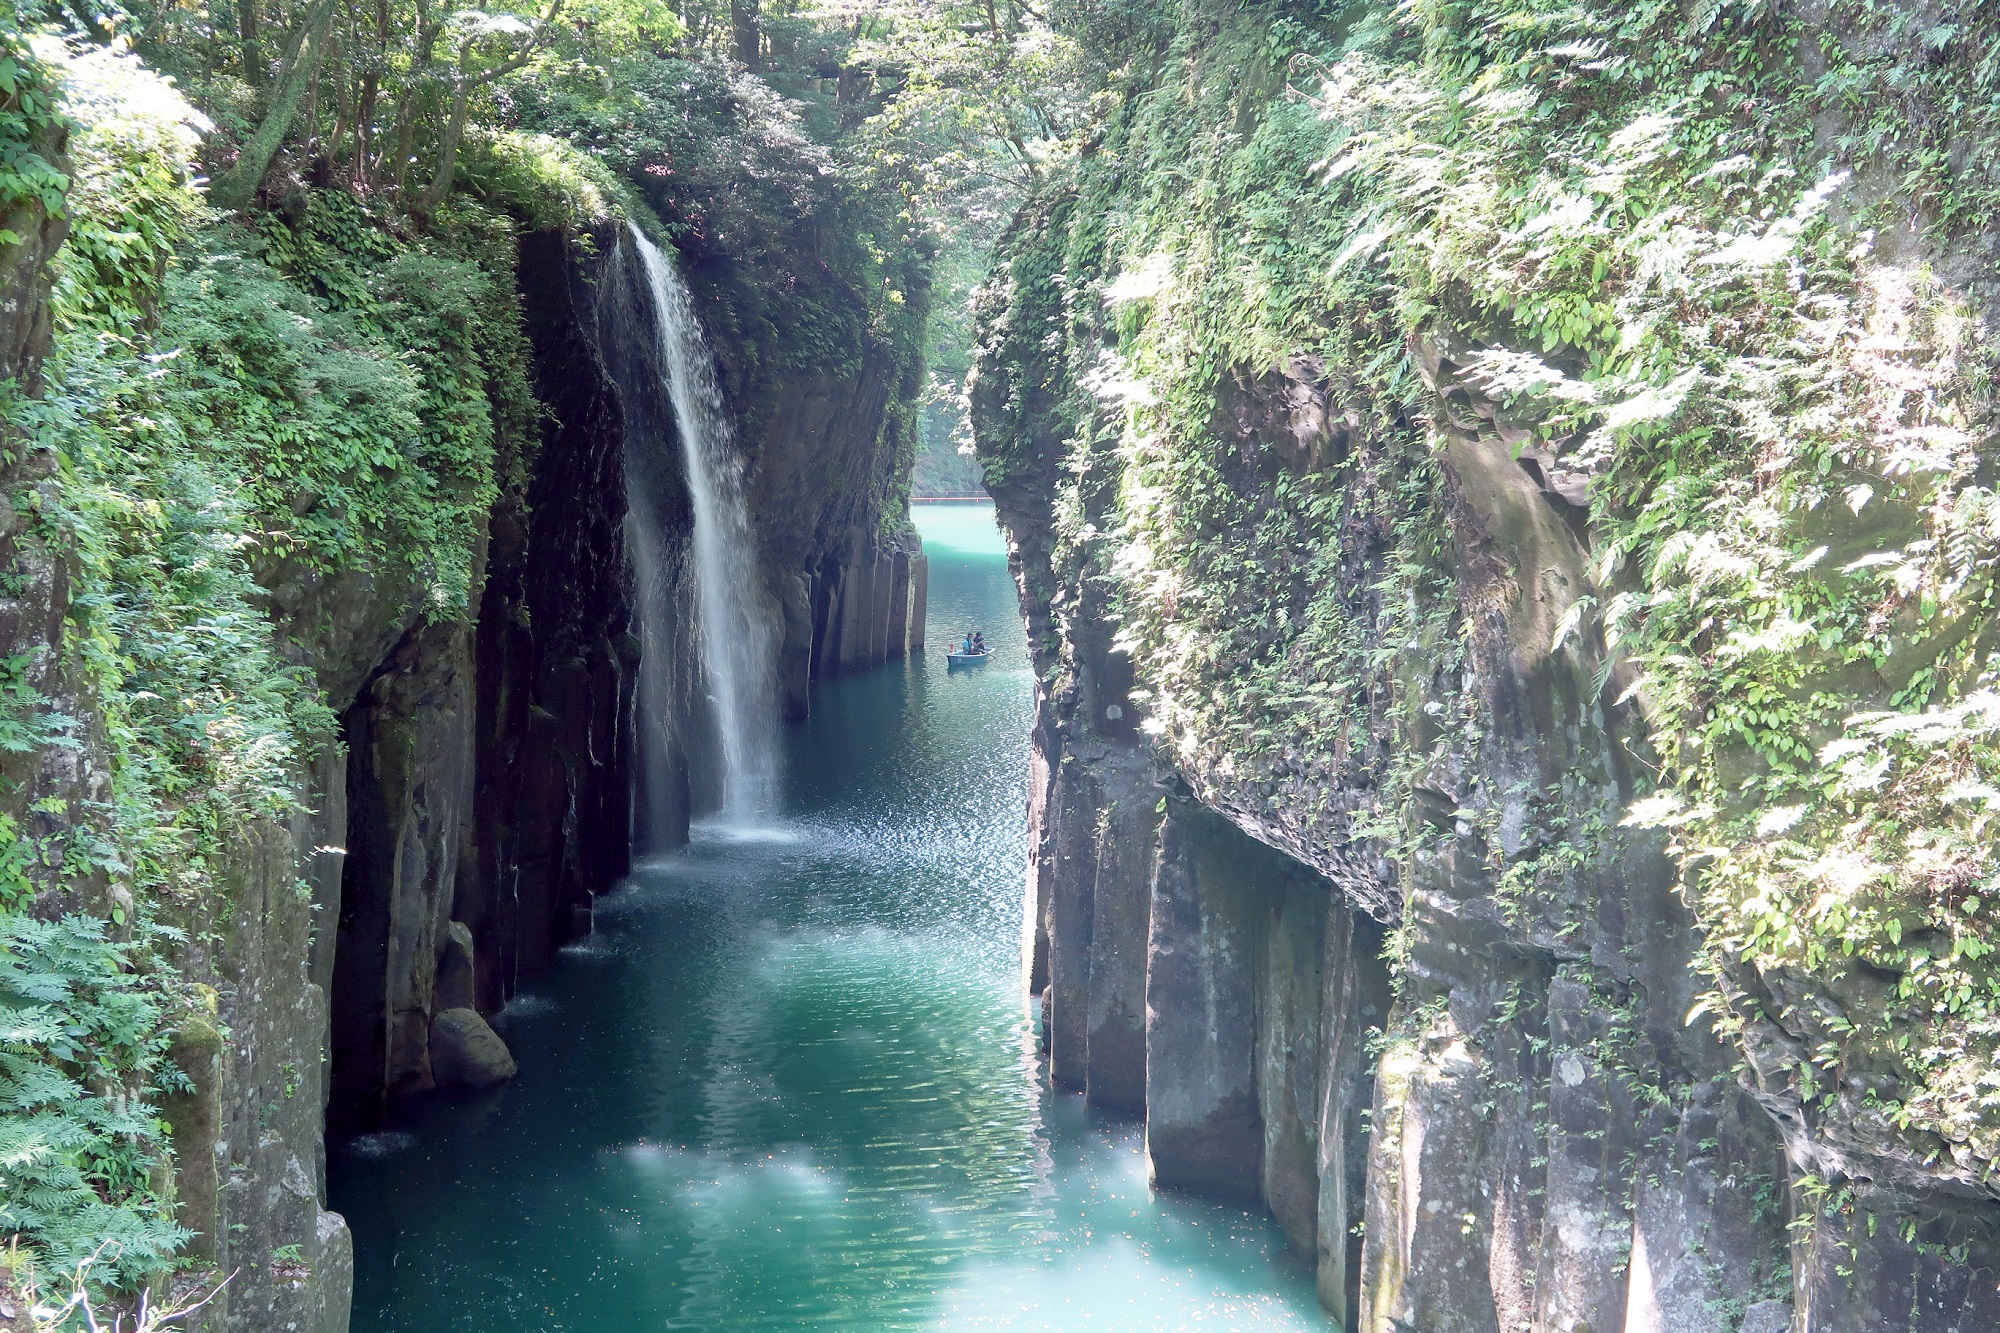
3;2;2000;1332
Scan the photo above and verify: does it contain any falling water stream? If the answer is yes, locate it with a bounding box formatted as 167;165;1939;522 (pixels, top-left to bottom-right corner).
330;504;1330;1330
627;225;779;827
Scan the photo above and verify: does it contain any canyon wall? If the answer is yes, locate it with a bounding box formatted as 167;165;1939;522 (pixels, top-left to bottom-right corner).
975;3;2000;1329
295;216;930;1323
0;43;927;1330
675;199;935;706
323;216;928;1134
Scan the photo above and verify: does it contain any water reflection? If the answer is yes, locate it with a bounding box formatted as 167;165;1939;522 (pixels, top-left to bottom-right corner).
331;503;1331;1331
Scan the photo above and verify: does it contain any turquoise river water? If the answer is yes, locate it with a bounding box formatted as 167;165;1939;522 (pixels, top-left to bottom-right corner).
330;503;1331;1331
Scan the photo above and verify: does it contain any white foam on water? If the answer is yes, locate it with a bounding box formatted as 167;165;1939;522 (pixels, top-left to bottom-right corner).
344;1131;418;1161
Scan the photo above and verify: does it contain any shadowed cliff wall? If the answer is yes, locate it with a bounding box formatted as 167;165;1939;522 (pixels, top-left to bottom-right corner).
326;218;932;1134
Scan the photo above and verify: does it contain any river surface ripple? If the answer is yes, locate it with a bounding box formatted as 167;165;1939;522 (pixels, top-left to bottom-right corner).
331;503;1332;1331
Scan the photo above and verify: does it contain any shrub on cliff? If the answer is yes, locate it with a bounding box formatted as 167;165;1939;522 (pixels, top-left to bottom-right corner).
506;51;929;384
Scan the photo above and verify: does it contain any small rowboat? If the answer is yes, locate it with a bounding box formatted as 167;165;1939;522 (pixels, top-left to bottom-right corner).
946;649;991;667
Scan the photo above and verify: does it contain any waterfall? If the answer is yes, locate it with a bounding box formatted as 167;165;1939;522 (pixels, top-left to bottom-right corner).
626;225;779;829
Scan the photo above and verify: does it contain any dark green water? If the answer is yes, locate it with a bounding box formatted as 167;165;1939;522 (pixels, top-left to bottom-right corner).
330;503;1331;1331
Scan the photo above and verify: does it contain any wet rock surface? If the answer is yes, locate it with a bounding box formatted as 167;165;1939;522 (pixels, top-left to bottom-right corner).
322;220;931;1142
983;342;1812;1329
427;1009;518;1090
297;218;928;1324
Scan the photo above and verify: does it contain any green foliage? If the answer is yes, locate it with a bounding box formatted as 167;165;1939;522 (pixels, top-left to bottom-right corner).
839;0;1097;211
121;0;600;207
0;914;187;1289
974;12;1447;884
0;36;533;1290
41;45;330;892
508;54;842;258
12;1244;228;1332
0;58;212;1301
829;2;1104;482
454;127;621;234
507;44;933;486
44;38;206;331
911;395;983;496
1310;0;2000;1166
0;30;69;245
978;0;2000;1187
47;314;331;877
0;44;229;1292
204;201;511;615
0;653;74;774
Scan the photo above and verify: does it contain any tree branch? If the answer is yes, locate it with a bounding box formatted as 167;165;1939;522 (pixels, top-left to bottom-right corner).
419;0;567;210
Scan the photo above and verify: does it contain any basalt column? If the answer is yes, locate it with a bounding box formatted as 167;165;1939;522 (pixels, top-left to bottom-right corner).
326;619;477;1133
464;227;641;997
325;227;642;1134
807;533;927;682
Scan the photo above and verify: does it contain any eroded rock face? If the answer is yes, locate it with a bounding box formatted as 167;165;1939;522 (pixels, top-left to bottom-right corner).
982;279;2000;1325
981;3;2000;1324
428;1008;517;1090
165;214;928;1328
974;188;1817;1332
319;218;932;1147
986;355;1813;1331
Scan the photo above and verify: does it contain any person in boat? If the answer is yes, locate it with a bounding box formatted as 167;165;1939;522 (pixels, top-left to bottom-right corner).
972;631;987;655
960;632;975;655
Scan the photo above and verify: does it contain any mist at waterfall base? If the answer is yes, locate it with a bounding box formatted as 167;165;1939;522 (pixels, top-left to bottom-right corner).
626;225;780;831
329;504;1331;1331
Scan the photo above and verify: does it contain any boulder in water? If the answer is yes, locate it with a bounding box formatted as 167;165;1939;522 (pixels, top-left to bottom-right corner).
430;1008;517;1090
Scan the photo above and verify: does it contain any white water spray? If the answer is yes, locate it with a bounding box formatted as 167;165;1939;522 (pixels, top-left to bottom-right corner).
627;225;779;826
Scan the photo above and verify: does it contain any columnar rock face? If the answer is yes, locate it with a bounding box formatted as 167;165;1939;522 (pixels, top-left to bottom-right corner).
971;9;2000;1321
986;333;1808;1332
313;227;628;1139
0;208;924;1333
321;221;931;1137
136;209;932;1327
713;260;933;695
807;535;928;689
210;211;929;1326
460;229;642;1007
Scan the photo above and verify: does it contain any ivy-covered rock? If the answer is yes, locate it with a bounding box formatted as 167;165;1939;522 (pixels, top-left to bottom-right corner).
976;0;2000;1327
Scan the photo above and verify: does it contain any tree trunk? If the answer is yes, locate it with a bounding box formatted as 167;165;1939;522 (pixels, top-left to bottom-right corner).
375;0;439;193
352;0;389;185
417;0;563;213
418;54;474;214
211;0;338;212
238;0;261;86
731;0;760;72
